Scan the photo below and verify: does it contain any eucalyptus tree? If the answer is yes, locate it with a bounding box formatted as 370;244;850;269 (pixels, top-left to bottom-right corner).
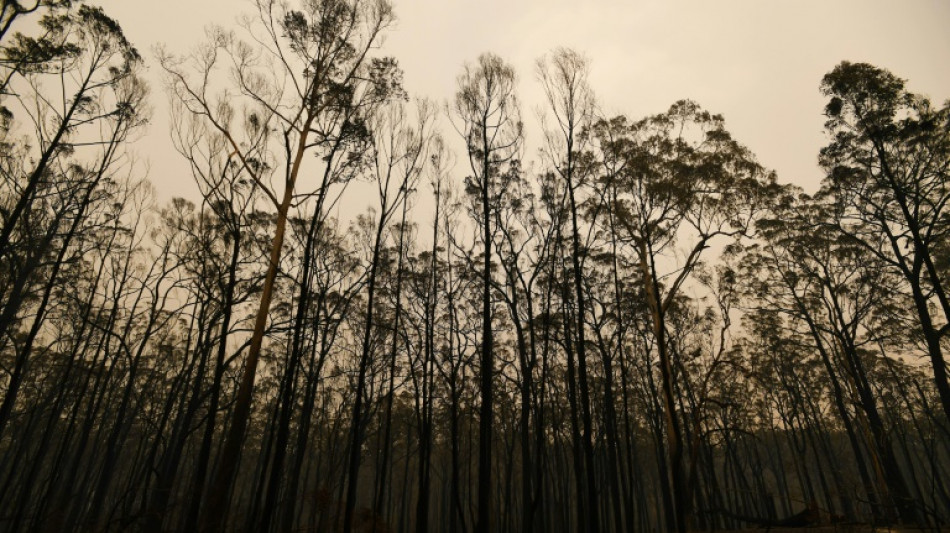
35;179;163;533
431;175;478;533
591;101;776;532
0;4;143;264
536;47;605;533
80;191;197;531
0;175;151;532
160;1;399;528
0;0;61;42
138;96;265;533
454;52;522;533
666;262;752;527
0;5;146;441
255;68;384;533
2;170;114;517
738;309;830;515
341;98;433;533
401;134;451;533
0;0;77;104
739;195;874;517
818;61;950;422
744;193;919;523
492;142;555;533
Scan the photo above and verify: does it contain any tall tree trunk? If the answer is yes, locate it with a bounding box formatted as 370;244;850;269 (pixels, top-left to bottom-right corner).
476;128;495;533
639;238;688;533
199;120;309;531
566;177;599;533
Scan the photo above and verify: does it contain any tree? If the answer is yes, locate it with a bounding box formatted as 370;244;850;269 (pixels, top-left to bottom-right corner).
454;52;522;533
537;48;601;533
0;2;146;442
819;61;950;422
592;101;776;532
342;98;432;533
744;193;917;522
160;1;397;529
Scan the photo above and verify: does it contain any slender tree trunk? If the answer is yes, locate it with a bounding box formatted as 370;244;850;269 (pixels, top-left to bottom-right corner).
200;120;309;531
566;178;599;533
185;225;241;532
476;130;495;533
343;198;395;533
639;238;687;533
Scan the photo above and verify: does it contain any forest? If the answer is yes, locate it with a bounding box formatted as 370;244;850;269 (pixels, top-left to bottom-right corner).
0;0;948;532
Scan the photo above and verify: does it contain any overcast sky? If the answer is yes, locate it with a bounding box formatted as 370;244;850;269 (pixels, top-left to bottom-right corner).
91;0;950;203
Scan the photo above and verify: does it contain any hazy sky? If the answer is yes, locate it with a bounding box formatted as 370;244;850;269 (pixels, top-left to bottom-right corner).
90;0;950;202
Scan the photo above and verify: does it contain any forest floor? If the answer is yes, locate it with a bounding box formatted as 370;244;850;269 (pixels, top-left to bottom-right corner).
715;524;950;533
